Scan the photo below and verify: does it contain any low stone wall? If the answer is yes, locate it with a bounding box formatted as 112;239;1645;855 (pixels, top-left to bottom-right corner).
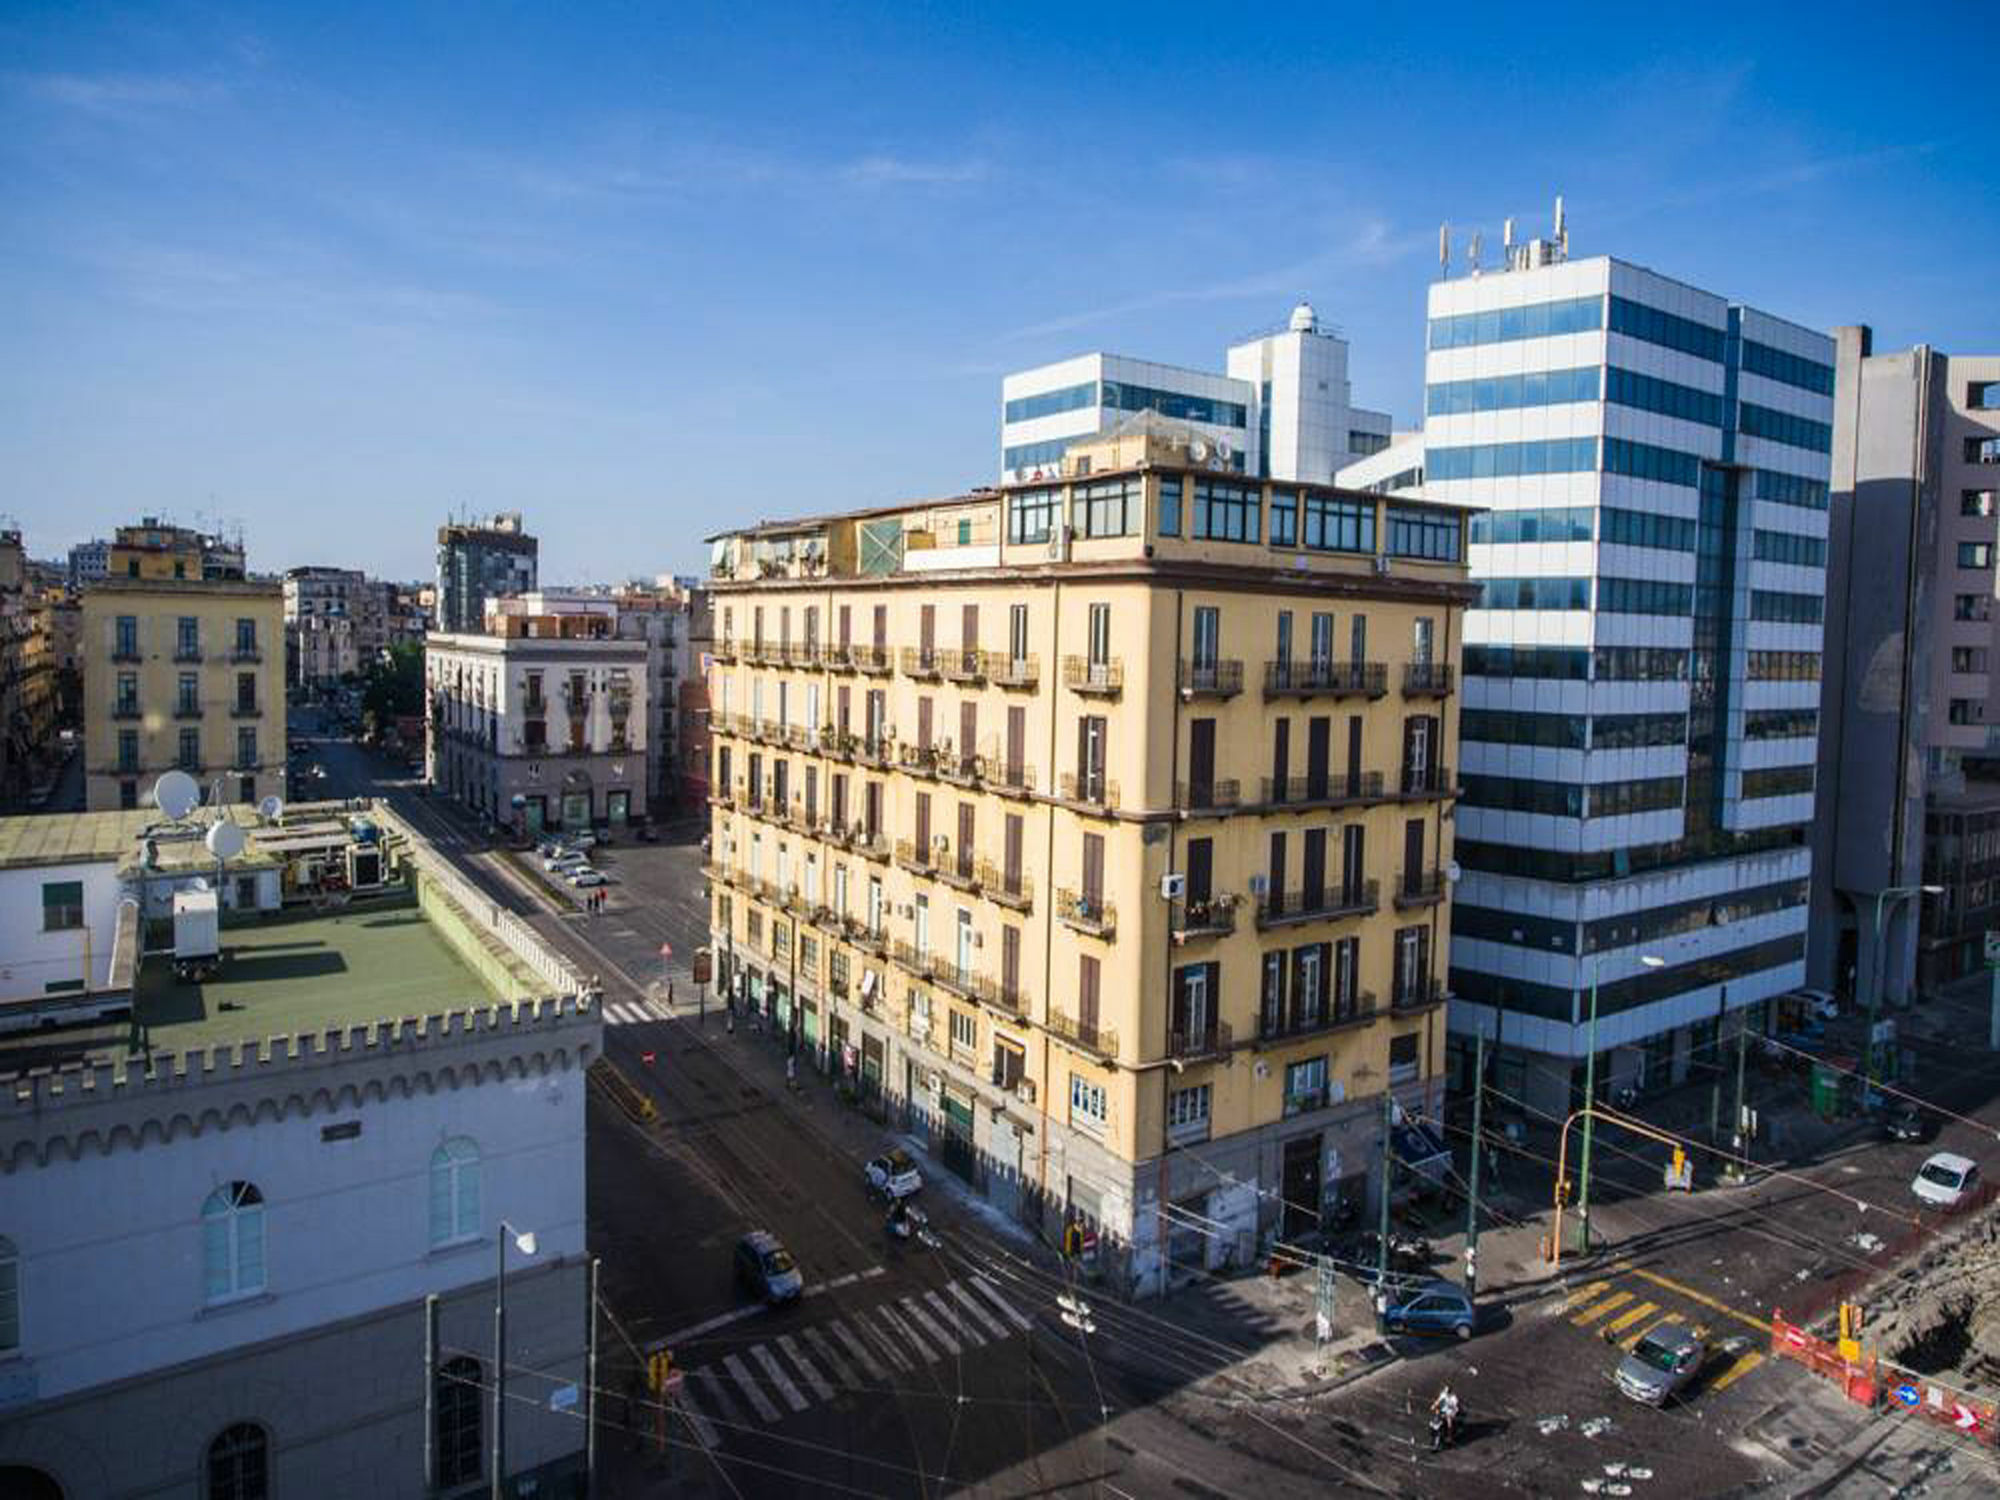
412;865;538;1001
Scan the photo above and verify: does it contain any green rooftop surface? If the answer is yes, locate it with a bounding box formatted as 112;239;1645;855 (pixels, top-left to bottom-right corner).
132;900;502;1052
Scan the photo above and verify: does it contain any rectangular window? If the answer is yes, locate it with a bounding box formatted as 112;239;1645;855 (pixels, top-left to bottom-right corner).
1739;402;1833;454
178;727;200;770
1743;340;1835;396
1283;1056;1328;1116
1072;479;1139;538
1960;543;1994;570
176;616;200;658
1269;488;1297;547
1300;493;1375;552
1477;576;1593;611
1957;594;1993;622
1426;365;1601;417
1964;491;1997;517
1004;381;1096;423
1470;506;1595;545
1386;506;1460;561
1069;1073;1107;1130
114;615;138;657
1428;437;1599;482
1602;437;1702;488
1970;381;2000;411
1607;295;1725;362
1951;648;1988;675
1754;530;1828;568
1967;437;2000;465
1156;475;1183;538
1008;487;1061;545
1166;1083;1211;1139
1191;479;1260;543
43;880;84;931
1427;294;1602;349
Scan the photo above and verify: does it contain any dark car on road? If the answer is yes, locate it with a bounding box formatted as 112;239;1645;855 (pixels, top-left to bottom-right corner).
734;1230;803;1305
1378;1278;1477;1340
1880;1099;1936;1143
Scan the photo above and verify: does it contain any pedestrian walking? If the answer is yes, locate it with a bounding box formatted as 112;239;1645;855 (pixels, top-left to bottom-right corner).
667;978;675;1004
786;1054;797;1091
726;1010;736;1036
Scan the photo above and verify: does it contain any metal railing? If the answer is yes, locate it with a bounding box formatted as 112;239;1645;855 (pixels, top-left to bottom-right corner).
1047;1010;1117;1060
900;646;943;679
1062;656;1123;694
1399;764;1454;798
1402;662;1455;696
939;648;985;683
1168;1020;1233;1060
974;859;1034;910
853;645;892;674
1175;779;1240;813
1055;888;1116;937
1177;659;1243;696
1254;772;1386;809
1393;978;1447;1013
989;654;1039;689
1262;660;1388;698
975;755;1036;797
1058;773;1118;810
1257;994;1379;1045
1170;895;1238;939
1255;879;1380;929
1394;869;1448;908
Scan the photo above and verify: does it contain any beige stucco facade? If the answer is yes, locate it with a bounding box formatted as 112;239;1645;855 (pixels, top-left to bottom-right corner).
704;429;1474;1295
81;578;284;812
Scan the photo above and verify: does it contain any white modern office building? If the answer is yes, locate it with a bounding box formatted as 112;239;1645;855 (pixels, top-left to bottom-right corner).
1409;239;1833;1116
1000;303;1392;484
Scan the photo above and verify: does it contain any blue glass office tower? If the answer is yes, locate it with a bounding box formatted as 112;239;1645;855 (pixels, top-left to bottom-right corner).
1420;248;1833;1116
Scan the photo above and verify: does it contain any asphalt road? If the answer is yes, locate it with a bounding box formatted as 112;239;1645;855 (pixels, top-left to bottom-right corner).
291;711;2000;1497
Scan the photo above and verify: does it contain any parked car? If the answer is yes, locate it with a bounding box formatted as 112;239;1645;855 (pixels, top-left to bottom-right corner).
1880;1099;1937;1143
543;851;590;873
734;1230;802;1304
565;868;608;889
1615;1322;1706;1405
1377;1278;1477;1340
562;831;598;851
1792;988;1840;1021
1913;1152;1981;1210
864;1148;923;1200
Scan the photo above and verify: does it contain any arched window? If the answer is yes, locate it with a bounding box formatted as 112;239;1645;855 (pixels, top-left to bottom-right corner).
428;1139;481;1248
205;1423;268;1500
436;1356;483;1487
0;1235;18;1353
202;1182;266;1303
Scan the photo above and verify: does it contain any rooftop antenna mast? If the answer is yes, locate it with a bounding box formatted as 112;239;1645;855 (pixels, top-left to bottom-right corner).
1466;230;1483;276
1438;223;1451;281
1554;194;1569;260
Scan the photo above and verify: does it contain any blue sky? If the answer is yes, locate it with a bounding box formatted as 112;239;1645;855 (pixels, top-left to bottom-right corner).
3;2;1995;582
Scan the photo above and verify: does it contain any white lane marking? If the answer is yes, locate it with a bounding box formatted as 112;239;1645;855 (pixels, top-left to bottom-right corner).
689;1367;750;1430
801;1324;860;1389
871;1304;927;1368
677;1392;721;1450
948;1280;1012;1341
752;1342;810;1413
777;1333;836;1402
969;1272;1035;1330
898;1295;961;1357
653;1301;768;1347
721;1353;781;1423
925;1289;986;1348
834;1318;896;1378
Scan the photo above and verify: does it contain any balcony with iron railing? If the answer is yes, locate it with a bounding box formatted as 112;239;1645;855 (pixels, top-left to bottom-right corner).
975;754;1037;799
1175;779;1241;814
173;645;203;664
1262;661;1388;700
1055;888;1116;938
1256;993;1379;1048
112;702;142;721
1254;878;1380;930
857;736;895;769
936;751;981;788
1253;772;1387;812
1177;658;1243;698
1393;977;1448;1014
1170;894;1238;942
1057;772;1119;812
939;648;985;684
898;742;941;780
1393;869;1449;910
1062;656;1123;696
937;849;979;892
229;645;263;663
823;641;855;672
111;647;142;664
853;644;893;674
854;827;892;862
713;637;739;662
1402;662;1455;697
1398;764;1456;800
973;859;1035;911
990;653;1039;690
839;916;890;956
174;701;204;721
1168;1019;1233;1061
900;646;943;681
1047;1009;1118;1062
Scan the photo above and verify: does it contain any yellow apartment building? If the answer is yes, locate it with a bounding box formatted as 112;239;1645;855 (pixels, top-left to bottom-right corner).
703;423;1475;1295
81;578;284;811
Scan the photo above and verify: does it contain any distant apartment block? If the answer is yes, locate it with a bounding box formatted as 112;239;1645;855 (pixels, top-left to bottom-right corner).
1001;303;1391;484
435;512;537;633
1811;331;2000;998
81;576;284;812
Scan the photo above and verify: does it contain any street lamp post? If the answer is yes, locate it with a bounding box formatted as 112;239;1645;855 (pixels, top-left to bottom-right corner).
1576;953;1664;1256
493;1222;538;1500
1865;885;1942;1098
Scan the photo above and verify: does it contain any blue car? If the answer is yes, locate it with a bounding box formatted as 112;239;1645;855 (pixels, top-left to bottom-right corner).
1379;1278;1477;1340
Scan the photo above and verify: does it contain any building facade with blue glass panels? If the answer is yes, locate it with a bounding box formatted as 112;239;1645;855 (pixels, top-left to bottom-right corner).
1414;253;1832;1118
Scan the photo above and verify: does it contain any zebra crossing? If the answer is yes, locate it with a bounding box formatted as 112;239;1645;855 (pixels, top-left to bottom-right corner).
602;997;670;1026
671;1272;1036;1450
1559;1275;1767;1396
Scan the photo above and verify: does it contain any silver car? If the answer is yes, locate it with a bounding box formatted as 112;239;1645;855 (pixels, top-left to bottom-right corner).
1615;1322;1705;1405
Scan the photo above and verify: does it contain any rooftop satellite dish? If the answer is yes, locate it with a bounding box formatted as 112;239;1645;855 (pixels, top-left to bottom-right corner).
258;795;284;823
1215;437;1234;464
206;820;248;860
1188;438;1211;463
153;770;201;821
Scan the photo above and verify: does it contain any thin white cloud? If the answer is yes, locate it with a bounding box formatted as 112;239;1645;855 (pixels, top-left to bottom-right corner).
16;72;221;116
841;154;988;186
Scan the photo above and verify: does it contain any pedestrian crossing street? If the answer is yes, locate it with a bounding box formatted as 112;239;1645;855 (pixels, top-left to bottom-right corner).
602;997;671;1027
670;1271;1036;1450
1559;1275;1766;1396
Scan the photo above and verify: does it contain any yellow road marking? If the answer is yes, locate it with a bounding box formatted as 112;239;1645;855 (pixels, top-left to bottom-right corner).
1709;1350;1766;1392
1562;1280;1612;1309
1604;1301;1660;1337
1621;1311;1682;1351
1573;1290;1633;1326
1620;1264;1769;1335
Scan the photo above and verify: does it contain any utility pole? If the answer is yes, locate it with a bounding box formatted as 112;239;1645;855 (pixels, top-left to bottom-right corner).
1706;984;1728;1143
1464;1025;1486;1300
424;1294;439;1496
585;1258;600;1499
1376;1088;1394;1299
1575;971;1601;1256
1731;1017;1750;1177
